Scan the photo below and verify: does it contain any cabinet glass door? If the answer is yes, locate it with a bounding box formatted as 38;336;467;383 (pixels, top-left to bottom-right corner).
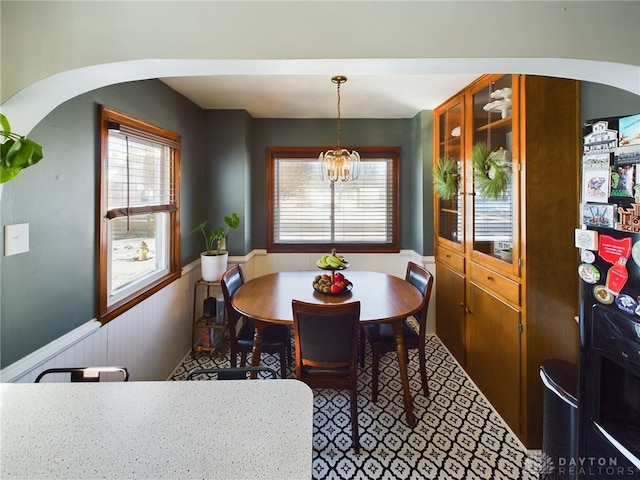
435;99;463;246
470;75;515;265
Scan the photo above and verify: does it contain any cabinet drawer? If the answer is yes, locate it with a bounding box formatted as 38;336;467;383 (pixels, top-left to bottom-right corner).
436;246;465;274
469;262;520;305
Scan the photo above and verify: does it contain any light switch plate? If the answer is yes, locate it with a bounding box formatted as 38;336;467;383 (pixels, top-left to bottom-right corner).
4;223;29;256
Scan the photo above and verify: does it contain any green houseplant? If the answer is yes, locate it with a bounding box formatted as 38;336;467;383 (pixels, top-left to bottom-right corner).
191;213;240;281
1;113;44;184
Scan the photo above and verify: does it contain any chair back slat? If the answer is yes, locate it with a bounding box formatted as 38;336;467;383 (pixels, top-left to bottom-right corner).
405;262;434;332
292;300;361;381
221;264;246;348
35;367;129;383
221;264;244;327
296;311;357;365
407;269;429;296
185;366;277;380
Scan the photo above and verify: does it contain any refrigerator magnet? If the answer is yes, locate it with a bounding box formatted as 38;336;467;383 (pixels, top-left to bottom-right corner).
616;203;640;233
632;241;640;266
575;228;598;250
599;235;632;264
593;285;614;304
615;294;638;315
578;263;600;284
582;154;611;203
581;203;615;228
581;249;596;264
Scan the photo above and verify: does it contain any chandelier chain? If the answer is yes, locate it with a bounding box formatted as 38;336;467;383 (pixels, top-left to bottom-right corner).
335;78;342;148
320;75;360;183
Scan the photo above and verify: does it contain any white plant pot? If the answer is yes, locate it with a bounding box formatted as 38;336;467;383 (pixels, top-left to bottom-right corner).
200;251;229;282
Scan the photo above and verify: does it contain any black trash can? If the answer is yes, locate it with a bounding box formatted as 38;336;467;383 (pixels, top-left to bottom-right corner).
540;359;578;480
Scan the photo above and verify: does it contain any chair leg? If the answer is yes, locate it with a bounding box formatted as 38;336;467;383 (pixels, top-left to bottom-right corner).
230;348;237;368
419;346;430;398
350;387;360;454
280;347;287;379
358;331;365;368
371;347;380;403
240;352;247;367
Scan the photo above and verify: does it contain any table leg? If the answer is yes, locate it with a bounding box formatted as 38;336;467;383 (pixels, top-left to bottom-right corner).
250;319;265;379
392;320;416;426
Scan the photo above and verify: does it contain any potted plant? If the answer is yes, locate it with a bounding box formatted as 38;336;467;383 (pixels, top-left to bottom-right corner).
192;213;240;281
1;113;44;185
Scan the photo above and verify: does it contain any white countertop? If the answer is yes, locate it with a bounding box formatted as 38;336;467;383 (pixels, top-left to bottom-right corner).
0;379;313;479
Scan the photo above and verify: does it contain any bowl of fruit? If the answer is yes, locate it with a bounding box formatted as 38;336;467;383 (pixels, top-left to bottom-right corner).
315;249;349;270
312;272;352;296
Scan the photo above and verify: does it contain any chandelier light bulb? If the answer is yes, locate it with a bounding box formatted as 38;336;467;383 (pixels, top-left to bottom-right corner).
320;149;361;182
319;76;360;183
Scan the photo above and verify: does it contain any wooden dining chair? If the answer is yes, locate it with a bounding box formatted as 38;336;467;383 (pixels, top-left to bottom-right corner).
221;264;291;378
292;299;361;454
184;366;277;380
35;367;130;383
360;261;434;403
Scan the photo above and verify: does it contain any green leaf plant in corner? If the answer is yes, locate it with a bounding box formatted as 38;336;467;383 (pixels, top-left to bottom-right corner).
191;212;241;255
0;113;44;184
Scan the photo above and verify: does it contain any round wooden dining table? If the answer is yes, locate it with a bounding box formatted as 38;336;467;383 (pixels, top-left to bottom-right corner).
232;270;424;426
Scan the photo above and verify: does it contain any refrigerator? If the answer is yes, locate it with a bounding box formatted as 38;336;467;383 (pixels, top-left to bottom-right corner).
575;113;640;479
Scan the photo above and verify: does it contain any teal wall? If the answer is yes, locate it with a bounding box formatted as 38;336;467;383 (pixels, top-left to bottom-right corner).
581;82;640;123
1;78;639;368
1;80;205;367
0;80;425;367
200;113;422;254
202;110;252;256
249;117;418;250
414;111;434;255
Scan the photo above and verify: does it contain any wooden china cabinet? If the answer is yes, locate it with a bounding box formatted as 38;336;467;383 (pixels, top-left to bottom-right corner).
434;94;467;365
434;74;581;448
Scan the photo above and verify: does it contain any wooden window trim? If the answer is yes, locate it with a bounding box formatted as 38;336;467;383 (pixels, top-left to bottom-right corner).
266;146;400;254
97;106;181;325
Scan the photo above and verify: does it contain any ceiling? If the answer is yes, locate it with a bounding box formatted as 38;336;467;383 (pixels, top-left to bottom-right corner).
160;73;482;119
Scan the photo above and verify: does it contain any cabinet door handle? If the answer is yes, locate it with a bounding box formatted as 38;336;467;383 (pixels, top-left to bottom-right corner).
487;275;494;281
446;254;451;258
459;302;465;308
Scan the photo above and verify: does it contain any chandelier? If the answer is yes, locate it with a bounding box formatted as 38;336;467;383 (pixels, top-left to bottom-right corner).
319;76;360;182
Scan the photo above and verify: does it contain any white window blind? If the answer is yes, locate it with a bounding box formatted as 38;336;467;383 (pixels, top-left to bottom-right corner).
106;130;176;219
473;182;514;243
98;105;181;324
273;156;395;245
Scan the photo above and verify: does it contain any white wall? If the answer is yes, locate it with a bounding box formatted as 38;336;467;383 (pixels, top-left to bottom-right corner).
2;1;639;133
1;263;200;383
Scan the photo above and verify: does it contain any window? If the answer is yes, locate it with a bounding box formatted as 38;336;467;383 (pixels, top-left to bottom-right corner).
98;106;181;324
267;147;400;253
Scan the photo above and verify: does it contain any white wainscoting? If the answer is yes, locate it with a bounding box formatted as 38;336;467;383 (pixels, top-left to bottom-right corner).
1;251;435;383
1;264;200;384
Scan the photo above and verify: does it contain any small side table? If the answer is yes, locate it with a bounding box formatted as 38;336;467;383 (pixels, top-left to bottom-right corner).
192;279;229;358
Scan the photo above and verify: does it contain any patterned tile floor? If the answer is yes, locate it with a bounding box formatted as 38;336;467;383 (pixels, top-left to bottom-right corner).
171;334;541;479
